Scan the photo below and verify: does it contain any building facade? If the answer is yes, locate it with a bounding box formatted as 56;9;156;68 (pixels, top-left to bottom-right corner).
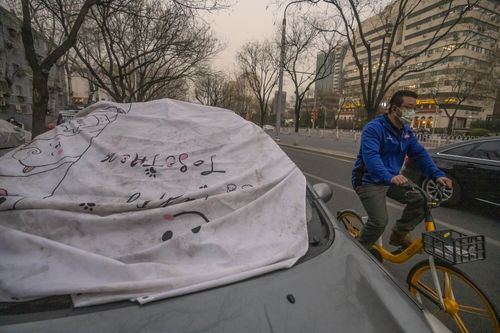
70;74;112;107
340;0;500;131
313;44;348;128
0;6;68;131
315;44;346;98
315;51;335;98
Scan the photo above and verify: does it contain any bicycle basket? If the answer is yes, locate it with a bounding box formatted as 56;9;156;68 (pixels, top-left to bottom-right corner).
422;229;486;264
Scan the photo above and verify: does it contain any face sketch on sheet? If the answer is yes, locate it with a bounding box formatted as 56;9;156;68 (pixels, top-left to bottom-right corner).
0;105;131;203
161;211;210;242
158;182;256;242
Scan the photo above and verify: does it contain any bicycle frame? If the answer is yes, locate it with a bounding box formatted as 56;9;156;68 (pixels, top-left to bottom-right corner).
372;239;424;263
373;187;437;264
368;185;448;309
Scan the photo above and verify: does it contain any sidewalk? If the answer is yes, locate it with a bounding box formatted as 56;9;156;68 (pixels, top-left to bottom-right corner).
271;127;487;157
272;128;358;161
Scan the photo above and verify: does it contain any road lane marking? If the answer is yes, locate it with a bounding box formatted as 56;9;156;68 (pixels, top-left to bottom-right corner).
304;171;500;248
282;145;355;163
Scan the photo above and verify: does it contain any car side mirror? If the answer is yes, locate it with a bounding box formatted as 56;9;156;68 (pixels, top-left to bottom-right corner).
313;183;332;203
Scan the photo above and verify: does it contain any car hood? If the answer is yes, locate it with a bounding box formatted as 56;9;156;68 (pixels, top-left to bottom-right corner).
0;227;437;333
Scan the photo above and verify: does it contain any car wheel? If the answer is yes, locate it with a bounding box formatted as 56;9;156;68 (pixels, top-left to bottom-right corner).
422;176;461;206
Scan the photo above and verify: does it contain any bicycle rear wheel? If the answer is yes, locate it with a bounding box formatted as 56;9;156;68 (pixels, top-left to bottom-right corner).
337;209;364;238
407;260;499;333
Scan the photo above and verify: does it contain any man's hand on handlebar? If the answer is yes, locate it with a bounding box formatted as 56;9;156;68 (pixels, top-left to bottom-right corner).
436;176;453;189
391;175;409;185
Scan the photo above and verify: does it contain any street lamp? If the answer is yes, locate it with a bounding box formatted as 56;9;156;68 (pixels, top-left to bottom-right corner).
275;0;317;141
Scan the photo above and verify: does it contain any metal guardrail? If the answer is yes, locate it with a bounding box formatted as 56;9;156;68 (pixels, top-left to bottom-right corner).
415;134;483;148
278;128;488;149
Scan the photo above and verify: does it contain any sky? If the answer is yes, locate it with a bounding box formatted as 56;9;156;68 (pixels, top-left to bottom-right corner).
207;1;281;73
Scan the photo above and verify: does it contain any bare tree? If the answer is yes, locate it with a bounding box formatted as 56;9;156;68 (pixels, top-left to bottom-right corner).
194;70;230;107
314;0;480;121
170;0;230;10
227;72;255;120
283;13;340;132
2;0;22;15
236;40;279;127
20;0;106;137
71;0;220;103
431;66;497;134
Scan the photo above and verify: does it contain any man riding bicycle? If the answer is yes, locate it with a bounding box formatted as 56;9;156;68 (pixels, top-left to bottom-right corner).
352;90;452;250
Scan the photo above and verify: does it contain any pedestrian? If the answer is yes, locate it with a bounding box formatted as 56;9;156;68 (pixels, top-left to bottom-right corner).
351;90;452;250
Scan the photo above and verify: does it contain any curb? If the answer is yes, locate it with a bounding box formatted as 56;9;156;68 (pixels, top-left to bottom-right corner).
278;142;357;162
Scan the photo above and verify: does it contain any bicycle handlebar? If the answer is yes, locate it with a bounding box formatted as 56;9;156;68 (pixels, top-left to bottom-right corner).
400;181;449;208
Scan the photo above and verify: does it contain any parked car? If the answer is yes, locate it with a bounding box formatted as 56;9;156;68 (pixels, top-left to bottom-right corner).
0;119;31;157
263;124;275;131
56;109;81;124
0;100;447;333
0;182;448;333
403;137;500;207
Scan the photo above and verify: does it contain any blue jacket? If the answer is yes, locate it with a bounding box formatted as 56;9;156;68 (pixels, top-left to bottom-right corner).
352;115;444;188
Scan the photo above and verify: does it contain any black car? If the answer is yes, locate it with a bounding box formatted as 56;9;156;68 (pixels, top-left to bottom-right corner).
404;137;500;207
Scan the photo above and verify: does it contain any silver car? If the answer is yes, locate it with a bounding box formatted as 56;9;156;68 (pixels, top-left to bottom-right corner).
0;183;447;333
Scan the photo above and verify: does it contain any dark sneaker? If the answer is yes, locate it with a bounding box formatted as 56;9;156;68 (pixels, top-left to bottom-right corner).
389;231;413;249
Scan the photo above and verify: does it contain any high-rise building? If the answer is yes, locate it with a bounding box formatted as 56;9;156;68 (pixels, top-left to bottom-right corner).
313;44;348;127
315;52;335;98
341;0;500;130
314;44;347;99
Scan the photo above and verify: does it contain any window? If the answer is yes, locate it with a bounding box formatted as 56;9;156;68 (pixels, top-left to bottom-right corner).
442;143;477;157
467;141;500;161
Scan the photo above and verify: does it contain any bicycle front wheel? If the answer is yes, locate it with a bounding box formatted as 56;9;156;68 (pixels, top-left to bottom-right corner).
337;209;363;238
407;260;499;333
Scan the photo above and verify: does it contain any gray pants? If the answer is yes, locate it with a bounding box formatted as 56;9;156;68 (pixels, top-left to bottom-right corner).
355;182;426;249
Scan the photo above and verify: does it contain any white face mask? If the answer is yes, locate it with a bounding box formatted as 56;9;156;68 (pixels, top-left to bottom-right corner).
394;106;415;125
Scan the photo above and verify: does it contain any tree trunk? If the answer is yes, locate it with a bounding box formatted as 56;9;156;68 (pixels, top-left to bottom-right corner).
65;61;73;106
259;102;265;127
294;99;302;133
32;73;50;138
366;106;378;121
447;116;455;135
87;80;97;106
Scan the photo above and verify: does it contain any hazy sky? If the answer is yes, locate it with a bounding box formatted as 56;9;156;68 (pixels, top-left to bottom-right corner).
208;1;281;72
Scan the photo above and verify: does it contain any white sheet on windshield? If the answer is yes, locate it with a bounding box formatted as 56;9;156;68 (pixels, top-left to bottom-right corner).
0;99;307;307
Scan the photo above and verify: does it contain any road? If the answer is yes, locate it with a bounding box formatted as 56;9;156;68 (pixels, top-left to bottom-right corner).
279;144;500;313
277;128;360;155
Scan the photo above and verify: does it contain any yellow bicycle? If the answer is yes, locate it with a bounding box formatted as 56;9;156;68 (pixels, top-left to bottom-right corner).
337;184;499;333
